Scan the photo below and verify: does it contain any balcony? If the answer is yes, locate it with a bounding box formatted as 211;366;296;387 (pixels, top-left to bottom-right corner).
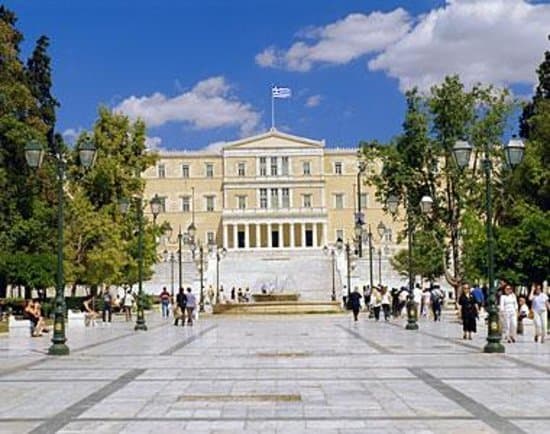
222;207;327;219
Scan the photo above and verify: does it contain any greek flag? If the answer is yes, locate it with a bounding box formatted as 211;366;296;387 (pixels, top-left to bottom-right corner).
272;86;292;98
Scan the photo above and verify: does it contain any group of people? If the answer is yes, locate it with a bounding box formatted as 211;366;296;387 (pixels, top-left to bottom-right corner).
82;288;136;326
157;287;197;326
458;282;549;343
344;284;446;323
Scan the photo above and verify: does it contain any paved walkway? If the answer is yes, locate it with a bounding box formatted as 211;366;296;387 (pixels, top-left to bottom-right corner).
0;312;549;433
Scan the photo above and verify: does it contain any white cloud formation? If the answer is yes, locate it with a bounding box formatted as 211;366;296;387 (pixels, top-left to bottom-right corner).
255;9;412;71
369;0;550;90
62;128;82;143
114;76;260;136
145;136;162;150
204;140;228;153
257;0;550;91
305;94;322;107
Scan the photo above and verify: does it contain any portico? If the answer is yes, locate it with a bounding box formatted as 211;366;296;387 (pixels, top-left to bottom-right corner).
222;219;327;250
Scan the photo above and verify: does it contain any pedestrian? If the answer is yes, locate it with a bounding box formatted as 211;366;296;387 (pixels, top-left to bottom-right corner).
342;286;348;309
370;286;382;321
123;289;134;322
430;285;444;322
185;288;196;326
231;287;236;302
349;287;362;321
83;294;99;327
458;283;478;340
174;287;187;326
529;284;549;343
499;284;518;343
413;284;423;319
102;289;112;324
159;287;171;319
381;287;391;321
421;289;431;317
517;297;529;335
472;284;485;313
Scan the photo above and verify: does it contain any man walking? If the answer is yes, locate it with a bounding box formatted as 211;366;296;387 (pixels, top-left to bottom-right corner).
102;289;112;324
185;288;197;326
349;287;362;321
159;287;171;319
174;287;187;326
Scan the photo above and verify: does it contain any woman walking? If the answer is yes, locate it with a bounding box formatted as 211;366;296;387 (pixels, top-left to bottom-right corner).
458;284;478;340
529;284;549;343
499;284;518;343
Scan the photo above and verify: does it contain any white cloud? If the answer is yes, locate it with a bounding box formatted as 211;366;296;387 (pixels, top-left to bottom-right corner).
145;136;162;150
204;140;228;153
305;94;322;107
114;76;260;136
62;128;82;143
368;0;550;91
257;0;550;91
255;9;412;71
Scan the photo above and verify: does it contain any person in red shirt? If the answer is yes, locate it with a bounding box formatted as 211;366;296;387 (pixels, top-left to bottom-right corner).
159;287;171;319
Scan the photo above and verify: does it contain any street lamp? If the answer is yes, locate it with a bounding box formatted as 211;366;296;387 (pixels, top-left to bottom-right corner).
178;227;183;290
119;194;161;331
210;245;227;304
323;245;337;301
164;250;176;296
355;161;366;257
377;221;386;287
25;134;97;356
386;193;432;330
452;136;524;353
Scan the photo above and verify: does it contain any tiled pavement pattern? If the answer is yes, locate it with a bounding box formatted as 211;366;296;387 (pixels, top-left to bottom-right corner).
0;313;549;433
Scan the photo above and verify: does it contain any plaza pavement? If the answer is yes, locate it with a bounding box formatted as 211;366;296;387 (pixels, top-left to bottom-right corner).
0;311;549;434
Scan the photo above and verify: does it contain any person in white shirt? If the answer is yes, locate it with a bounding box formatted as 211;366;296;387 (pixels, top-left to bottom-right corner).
499;284;518;343
529;284;550;343
123;290;135;322
185;288;197;326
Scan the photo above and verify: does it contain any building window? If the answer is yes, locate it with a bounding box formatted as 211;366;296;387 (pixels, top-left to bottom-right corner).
334;162;342;175
237;162;246;177
282;188;290;208
182;164;189;178
281;156;289;176
270;157;278;176
271;188;279;208
205;195;215;212
181;196;190;213
205;163;214;178
360;193;369;210
207;231;215;245
259;157;267;176
336;229;344;242
260;188;268;209
303;194;312;208
158;163;166;178
303;161;311;176
156;196;167;213
335;194;344;209
238;195;246;209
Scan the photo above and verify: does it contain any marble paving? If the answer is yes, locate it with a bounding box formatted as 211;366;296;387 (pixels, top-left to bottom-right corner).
0;312;549;433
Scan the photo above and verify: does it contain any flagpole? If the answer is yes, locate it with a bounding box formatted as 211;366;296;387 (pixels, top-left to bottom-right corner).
271;87;275;130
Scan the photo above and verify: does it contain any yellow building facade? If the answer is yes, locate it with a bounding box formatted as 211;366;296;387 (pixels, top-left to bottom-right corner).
143;129;398;253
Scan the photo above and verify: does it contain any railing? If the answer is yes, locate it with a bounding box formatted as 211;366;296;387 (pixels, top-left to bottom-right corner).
222;207;327;216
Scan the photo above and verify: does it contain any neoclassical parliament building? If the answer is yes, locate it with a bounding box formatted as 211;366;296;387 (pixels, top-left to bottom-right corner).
143;129;397;255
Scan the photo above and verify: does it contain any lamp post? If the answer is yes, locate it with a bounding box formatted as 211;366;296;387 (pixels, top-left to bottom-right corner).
323;245;337;301
377;221;387;286
169;252;175;296
368;224;374;290
355;161;366;257
387;194;432;330
211;245;227;304
178;227;183;290
120;194;161;331
452;137;524;353
25;134;97;356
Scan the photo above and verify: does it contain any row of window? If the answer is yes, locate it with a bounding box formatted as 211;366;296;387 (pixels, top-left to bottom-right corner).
156;159;346;178
152;192;369;212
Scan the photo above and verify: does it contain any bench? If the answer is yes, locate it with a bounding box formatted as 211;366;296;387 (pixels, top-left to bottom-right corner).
8;315;32;337
68;310;97;327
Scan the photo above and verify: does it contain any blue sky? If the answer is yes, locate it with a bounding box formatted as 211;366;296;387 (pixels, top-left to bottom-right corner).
7;0;550;151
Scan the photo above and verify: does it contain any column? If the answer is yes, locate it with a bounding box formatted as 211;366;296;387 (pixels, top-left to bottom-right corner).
301;223;306;248
256;223;261;248
223;223;228;249
312;222;318;247
233;224;238;249
323;223;328;247
267;222;272;248
244;223;250;248
290;222;295;248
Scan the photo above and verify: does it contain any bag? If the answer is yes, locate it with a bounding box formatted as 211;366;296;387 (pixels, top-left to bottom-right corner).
528;309;534;320
173;305;183;318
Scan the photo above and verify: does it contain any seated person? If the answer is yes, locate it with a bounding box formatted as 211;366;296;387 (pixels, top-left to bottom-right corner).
82;295;99;326
24;299;48;337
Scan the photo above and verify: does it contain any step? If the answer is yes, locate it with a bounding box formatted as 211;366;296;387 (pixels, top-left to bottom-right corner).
213;301;343;315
